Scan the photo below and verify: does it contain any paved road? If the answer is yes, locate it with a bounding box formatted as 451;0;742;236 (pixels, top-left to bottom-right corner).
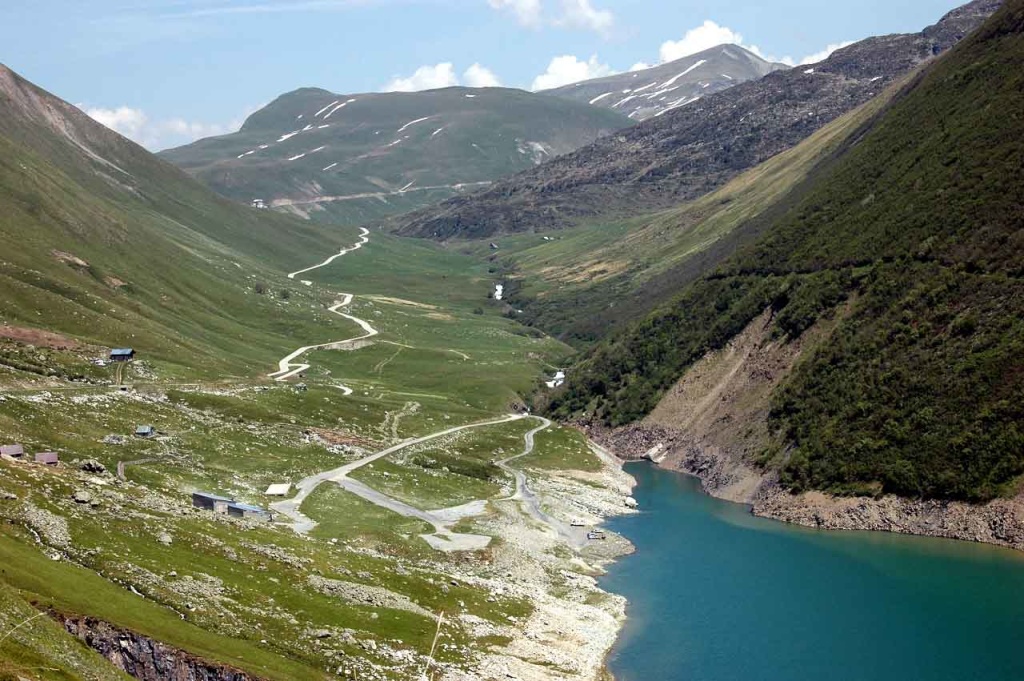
270;413;528;542
269;183;492;209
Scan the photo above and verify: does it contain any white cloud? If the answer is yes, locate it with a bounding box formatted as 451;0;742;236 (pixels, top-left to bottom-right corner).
384;63;460;92
382;62;504;92
556;0;614;35
642;20;853;70
531;54;615;91
488;0;614;35
798;41;855;65
85;105;242;150
488;0;542;27
463;63;502;88
658;20;747;62
85;106;150;141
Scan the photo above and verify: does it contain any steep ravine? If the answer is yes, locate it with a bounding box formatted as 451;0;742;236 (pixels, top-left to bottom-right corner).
54;612;263;681
584;309;1024;552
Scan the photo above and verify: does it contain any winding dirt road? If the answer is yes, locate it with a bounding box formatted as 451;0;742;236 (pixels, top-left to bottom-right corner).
496;417;588;549
269;228;376;384
268;293;378;383
268;230;586;552
288;227;369;280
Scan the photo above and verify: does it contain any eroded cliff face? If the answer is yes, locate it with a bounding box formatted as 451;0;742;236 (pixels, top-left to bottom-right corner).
587;307;1024;552
586;307;816;504
57;613;263;681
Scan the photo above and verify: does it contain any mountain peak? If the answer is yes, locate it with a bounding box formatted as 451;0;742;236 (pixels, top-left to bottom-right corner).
162;85;632;224
544;43;786;121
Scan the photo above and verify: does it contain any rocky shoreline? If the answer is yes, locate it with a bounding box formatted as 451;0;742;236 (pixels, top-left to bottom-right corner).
457;441;638;681
588;423;1024;553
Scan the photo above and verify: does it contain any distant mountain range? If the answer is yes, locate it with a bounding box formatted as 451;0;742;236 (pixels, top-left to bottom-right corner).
543;45;786;121
159;87;630;224
390;0;1002;241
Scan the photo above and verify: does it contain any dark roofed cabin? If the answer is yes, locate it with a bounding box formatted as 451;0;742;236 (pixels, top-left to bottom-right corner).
227;502;273;522
110;348;135;362
35;452;59;466
135;425;155;438
192;491;235;514
1;444;25;458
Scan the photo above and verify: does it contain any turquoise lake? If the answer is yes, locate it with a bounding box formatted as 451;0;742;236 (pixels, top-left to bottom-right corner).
600;463;1024;681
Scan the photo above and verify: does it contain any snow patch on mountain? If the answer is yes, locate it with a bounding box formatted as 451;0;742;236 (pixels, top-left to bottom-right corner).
397;116;431;134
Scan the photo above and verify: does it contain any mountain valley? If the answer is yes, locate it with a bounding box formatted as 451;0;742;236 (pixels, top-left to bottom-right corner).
2;1;1024;680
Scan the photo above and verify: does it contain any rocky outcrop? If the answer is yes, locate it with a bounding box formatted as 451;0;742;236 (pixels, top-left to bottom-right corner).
752;483;1024;551
57;613;265;681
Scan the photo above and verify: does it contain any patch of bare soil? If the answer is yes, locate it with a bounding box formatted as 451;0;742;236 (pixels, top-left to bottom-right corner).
593;307;836;503
310;428;382;450
0;325;80;350
52;250;90;268
364;295;438;310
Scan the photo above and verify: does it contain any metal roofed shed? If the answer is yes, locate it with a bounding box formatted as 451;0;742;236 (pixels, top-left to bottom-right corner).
109;348;135;361
227;502;273;521
0;444;25;458
192;491;235;514
265;483;292;496
135;425;155;438
34;452;59;466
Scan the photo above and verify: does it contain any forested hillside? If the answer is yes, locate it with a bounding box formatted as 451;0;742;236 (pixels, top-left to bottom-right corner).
549;0;1024;503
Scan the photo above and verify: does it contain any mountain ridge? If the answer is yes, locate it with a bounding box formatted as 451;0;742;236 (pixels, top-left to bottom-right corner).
159;85;632;225
389;0;1002;241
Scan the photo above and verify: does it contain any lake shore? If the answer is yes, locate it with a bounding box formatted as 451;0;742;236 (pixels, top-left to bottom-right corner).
594;461;1024;681
588;423;1024;553
444;442;637;681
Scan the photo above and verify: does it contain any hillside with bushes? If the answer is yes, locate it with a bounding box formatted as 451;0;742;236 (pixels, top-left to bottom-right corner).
548;0;1024;503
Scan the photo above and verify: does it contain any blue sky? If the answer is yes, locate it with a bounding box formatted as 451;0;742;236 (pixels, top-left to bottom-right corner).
2;0;965;150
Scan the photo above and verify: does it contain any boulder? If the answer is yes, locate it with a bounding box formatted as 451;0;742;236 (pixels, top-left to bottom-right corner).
79;459;107;474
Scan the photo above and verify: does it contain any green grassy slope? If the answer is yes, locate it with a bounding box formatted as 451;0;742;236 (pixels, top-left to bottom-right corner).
160;86;631;225
548;0;1024;502
0;63;366;378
